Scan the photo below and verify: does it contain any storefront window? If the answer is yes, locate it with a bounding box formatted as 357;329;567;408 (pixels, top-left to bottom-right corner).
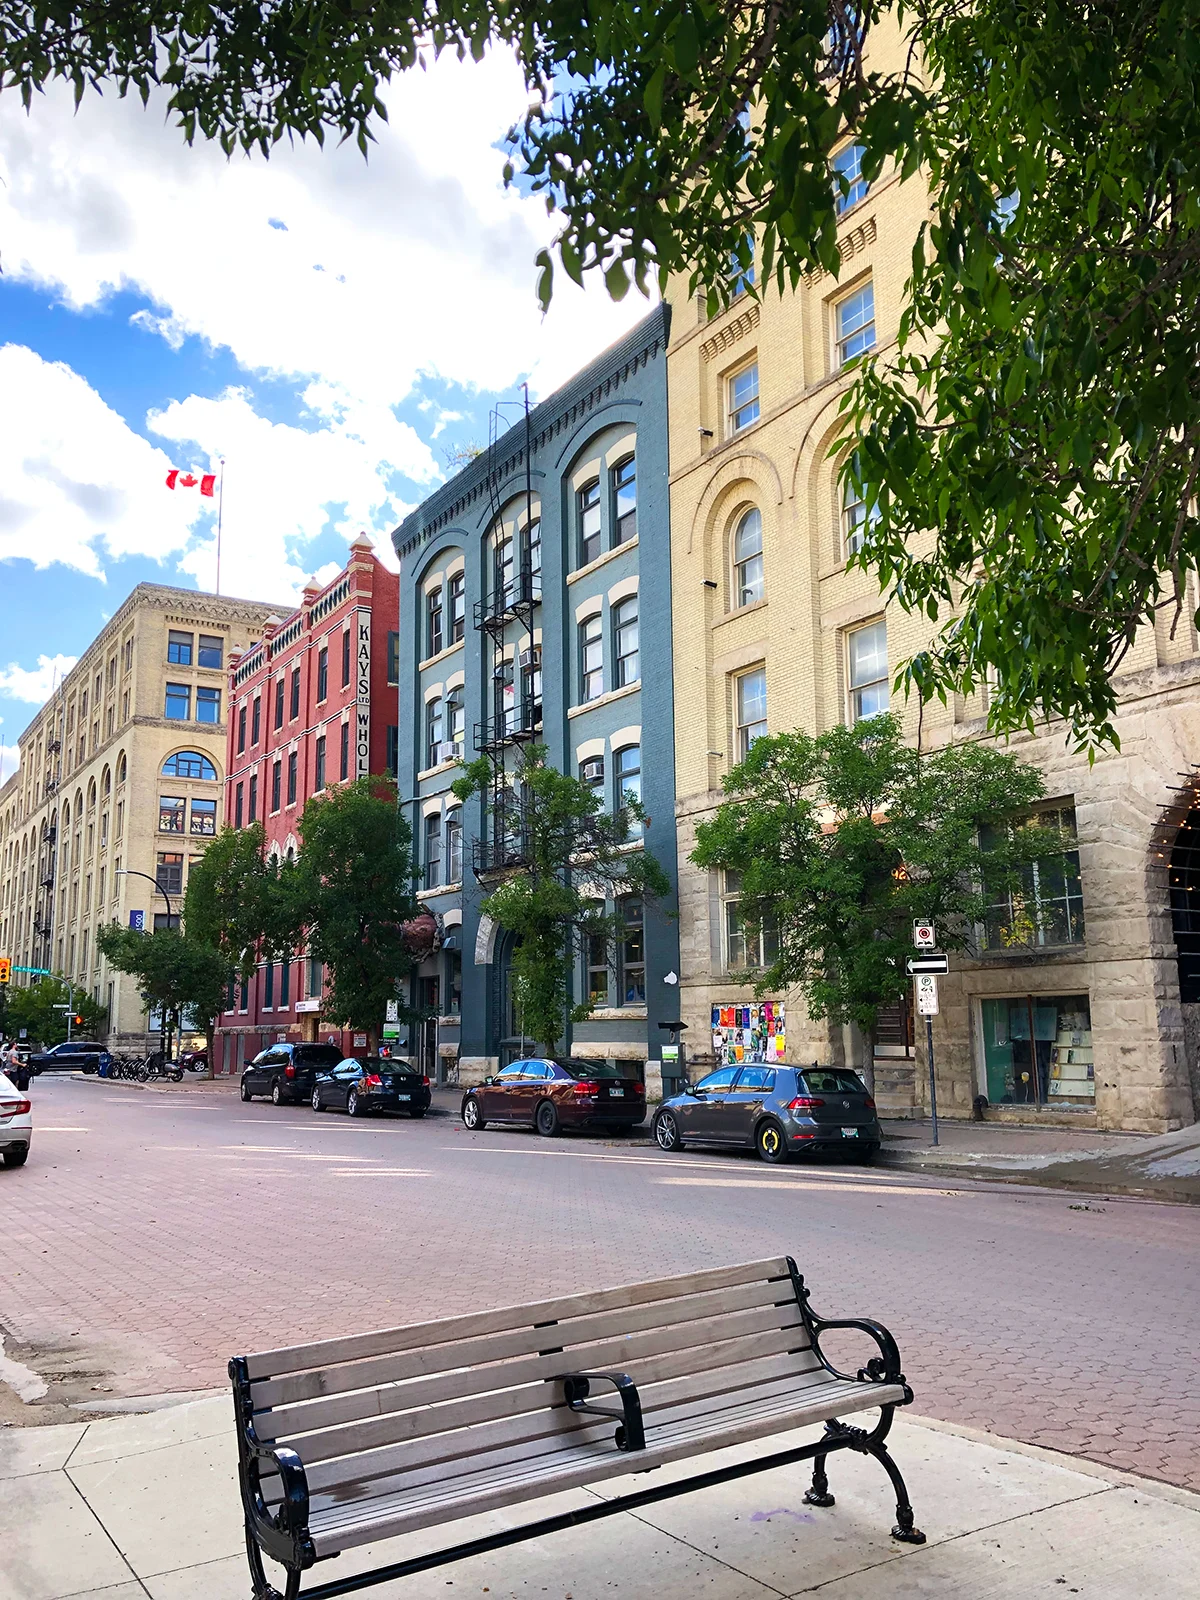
980;994;1093;1105
982;805;1084;948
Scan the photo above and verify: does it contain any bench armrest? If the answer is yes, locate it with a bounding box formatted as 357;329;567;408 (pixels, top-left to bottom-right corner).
230;1356;314;1571
559;1371;646;1451
808;1315;906;1388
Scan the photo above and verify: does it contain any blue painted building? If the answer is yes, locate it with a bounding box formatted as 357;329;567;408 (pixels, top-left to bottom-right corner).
390;306;680;1090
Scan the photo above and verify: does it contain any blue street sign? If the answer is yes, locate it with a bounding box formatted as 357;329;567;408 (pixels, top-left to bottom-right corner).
129;910;145;930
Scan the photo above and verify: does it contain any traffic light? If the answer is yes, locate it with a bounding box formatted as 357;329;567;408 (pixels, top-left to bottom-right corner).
74;1014;84;1026
0;956;11;984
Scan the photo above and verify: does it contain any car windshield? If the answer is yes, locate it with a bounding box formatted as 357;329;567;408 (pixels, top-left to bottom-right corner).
294;1046;343;1067
558;1059;633;1080
800;1069;869;1095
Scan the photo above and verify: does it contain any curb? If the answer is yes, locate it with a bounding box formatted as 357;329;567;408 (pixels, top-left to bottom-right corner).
878;1148;1200;1204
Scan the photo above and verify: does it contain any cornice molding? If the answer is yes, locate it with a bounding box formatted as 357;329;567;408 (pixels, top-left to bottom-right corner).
701;302;761;364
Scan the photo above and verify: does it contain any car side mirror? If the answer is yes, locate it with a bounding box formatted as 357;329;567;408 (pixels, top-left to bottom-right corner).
483;1075;497;1086
244;1059;255;1067
688;1083;705;1095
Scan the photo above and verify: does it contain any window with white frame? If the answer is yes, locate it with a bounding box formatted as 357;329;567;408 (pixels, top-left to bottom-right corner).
847;619;888;722
841;472;880;557
727;363;760;434
729;232;755;296
613;457;637;544
733;508;764;606
446;690;465;758
425;696;444;768
832;142;868;212
423;812;442;890
578;480;602;566
614;597;639;687
835;282;875;367
427;586;444;657
448;571;466;642
735;667;768;759
580;754;605;804
587;932;610;1005
445;809;463;884
723;871;780;971
616;745;642;838
580;614;604;702
494;536;514;608
523;518;542;597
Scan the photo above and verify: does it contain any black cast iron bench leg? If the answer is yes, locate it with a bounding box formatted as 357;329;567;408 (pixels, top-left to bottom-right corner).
802;1418;926;1545
246;1517;303;1600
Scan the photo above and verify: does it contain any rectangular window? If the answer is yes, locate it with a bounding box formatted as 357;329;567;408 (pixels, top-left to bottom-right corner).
121;689;129;722
982;806;1085;950
427;588;444;658
271;760;282;813
279;959;290;1008
274;677;284;729
447;693;465;758
581;614;604;702
425;697;444;769
578;480;602;567
728;363;760;433
156;852;183;897
264;962;274;1009
286;750;297;805
387;630;400;685
614;597;639;687
196;685;220;724
167;630;193;666
164;682;191;720
981;994;1093;1106
340;721;350;781
251;695;261;745
289;666;300;720
735;667;768;758
835;282;876;366
248;772;258;822
342;628;351;687
237;704;247;753
449;572;466;643
616;745;642;838
386;724;398;778
613;457;637;544
842;475;879;557
618;897;646;1005
723;871;779;970
588;932;610;1006
240;979;249;1011
424;812;443;890
159;796;185;833
847;620;888;722
729;232;756;296
190;797;217;835
315;735;326;792
317;646;328;702
832;142;868;212
307;958;323;1001
580;754;605;802
234;783;244;828
445;809;463;884
198;634;224;669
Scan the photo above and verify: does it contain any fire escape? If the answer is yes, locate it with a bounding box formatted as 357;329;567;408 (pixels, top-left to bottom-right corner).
33;729;62;966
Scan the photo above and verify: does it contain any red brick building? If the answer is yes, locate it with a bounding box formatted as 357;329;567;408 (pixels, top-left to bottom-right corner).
212;536;400;1074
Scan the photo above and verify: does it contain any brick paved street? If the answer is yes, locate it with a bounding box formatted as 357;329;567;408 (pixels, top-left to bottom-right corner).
2;1077;1198;1494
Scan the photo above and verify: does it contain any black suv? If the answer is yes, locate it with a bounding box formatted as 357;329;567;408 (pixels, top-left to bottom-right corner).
240;1043;343;1106
29;1041;111;1075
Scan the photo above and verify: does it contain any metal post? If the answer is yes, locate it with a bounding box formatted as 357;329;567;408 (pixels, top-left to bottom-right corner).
66;982;74;1044
926;1014;939;1147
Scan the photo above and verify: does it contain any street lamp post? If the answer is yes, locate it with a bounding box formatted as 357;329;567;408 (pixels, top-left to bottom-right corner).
117;869;176;1059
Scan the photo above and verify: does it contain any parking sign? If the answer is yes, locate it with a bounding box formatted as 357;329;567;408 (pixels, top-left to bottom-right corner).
913;920;936;949
915;974;939;1015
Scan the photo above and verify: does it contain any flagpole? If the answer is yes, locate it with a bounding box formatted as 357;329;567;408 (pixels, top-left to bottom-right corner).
215;457;225;596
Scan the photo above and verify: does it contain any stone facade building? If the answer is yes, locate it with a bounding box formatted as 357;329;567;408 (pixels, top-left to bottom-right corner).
211;537;400;1073
390;307;680;1091
664;27;1199;1133
0;583;286;1048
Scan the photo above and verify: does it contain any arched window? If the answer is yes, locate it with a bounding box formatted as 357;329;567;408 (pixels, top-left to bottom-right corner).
842;474;879;558
87;779;97;810
101;767;111;798
733;509;764;607
116;753;127;784
162;750;218;781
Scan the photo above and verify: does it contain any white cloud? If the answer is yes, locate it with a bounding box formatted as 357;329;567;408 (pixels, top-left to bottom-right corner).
0;744;20;781
0;49;651;406
0;653;77;705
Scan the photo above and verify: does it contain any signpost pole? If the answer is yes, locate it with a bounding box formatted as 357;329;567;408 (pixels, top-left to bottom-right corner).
926;1014;939;1147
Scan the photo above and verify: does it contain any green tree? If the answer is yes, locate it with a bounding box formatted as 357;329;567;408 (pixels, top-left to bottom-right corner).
5;975;107;1047
287;777;418;1041
691;714;1069;1046
6;4;1197;742
452;744;670;1053
184;821;286;980
97;923;229;1059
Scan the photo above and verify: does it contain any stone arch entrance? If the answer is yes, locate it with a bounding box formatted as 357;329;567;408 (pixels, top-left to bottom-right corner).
1168;800;1200;1003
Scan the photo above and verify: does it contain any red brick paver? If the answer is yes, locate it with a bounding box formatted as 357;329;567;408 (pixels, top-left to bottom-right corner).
2;1078;1197;1494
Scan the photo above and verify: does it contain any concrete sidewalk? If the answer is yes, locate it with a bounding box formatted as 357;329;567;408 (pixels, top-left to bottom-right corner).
4;1395;1198;1599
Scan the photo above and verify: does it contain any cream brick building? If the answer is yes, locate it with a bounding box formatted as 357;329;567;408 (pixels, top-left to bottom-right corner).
0;584;287;1047
665;30;1200;1134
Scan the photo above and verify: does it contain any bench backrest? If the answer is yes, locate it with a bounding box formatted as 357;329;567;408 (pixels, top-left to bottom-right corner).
240;1257;821;1505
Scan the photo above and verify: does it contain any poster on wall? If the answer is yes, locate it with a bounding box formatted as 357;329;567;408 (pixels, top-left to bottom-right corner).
711;1003;786;1065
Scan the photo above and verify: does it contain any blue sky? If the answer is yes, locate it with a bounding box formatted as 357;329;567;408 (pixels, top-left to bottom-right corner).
0;48;650;777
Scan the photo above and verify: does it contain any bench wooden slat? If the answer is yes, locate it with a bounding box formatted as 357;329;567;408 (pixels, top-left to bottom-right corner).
250;1266;799;1411
306;1379;906;1555
245;1256;791;1381
266;1298;809;1460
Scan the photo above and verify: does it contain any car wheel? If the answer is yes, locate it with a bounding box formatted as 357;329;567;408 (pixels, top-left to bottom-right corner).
271;1081;283;1107
462;1097;486;1130
347;1089;362;1118
535;1099;561;1138
653;1111;684;1152
756;1119;789;1164
409;1108;426;1119
857;1143;879;1166
3;1147;29;1167
240;1080;252;1102
311;1088;324;1112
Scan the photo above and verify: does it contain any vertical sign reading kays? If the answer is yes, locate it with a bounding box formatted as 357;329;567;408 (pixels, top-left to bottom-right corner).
356;612;371;780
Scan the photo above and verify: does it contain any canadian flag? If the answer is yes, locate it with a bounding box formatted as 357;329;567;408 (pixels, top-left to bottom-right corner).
165;469;216;497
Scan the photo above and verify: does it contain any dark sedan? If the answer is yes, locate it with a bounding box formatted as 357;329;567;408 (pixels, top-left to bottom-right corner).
652;1064;881;1164
240;1042;343;1105
461;1058;646;1136
312;1058;431;1118
29;1041;111;1075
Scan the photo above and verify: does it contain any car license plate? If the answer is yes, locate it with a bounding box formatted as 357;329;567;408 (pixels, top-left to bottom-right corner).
609;1087;625;1097
841;1126;858;1137
396;1093;411;1101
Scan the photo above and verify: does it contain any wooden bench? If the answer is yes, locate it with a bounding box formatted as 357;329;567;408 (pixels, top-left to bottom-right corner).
231;1256;924;1600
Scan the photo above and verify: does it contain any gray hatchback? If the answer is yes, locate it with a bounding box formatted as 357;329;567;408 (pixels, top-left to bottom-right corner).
652;1064;881;1164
